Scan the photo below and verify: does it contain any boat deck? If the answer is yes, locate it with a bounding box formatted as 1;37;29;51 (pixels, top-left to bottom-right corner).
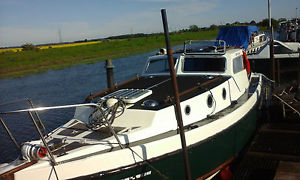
96;75;229;110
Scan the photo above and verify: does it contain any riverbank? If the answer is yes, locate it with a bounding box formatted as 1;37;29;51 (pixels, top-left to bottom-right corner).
0;30;218;79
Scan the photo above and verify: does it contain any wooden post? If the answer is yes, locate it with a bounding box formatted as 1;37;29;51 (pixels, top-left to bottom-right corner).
161;9;192;180
296;53;300;100
105;59;114;89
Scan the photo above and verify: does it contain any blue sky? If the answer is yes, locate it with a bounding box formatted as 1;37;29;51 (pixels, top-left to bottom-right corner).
0;0;299;47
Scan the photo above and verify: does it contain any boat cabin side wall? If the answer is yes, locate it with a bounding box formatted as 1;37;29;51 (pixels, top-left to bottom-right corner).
176;49;250;100
109;48;251;141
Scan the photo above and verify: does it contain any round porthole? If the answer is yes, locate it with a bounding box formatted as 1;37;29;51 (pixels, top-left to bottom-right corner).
222;88;226;100
207;95;213;108
185;105;191;115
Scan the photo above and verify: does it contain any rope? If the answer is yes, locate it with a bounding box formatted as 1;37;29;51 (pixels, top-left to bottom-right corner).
87;98;168;178
88;98;125;130
127;146;169;180
273;94;300;117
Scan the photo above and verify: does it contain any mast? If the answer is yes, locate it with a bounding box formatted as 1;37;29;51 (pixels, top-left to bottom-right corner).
161;9;192;180
268;0;276;82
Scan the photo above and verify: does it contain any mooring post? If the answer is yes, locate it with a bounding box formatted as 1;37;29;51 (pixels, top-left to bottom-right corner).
296;52;300;100
161;9;192;180
105;59;115;89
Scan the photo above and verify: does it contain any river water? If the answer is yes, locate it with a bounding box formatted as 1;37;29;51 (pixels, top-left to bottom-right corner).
0;50;158;163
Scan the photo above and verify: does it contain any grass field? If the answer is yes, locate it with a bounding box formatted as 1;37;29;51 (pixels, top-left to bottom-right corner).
0;30;218;78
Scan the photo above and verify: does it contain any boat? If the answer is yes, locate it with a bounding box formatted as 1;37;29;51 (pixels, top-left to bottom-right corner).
246;39;300;79
0;40;264;179
216;26;268;54
277;20;299;42
217;25;300;81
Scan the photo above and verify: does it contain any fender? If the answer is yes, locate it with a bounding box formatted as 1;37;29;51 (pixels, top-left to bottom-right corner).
242;51;250;75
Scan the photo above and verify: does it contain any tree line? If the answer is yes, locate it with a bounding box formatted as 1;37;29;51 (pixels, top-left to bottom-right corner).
185;18;293;33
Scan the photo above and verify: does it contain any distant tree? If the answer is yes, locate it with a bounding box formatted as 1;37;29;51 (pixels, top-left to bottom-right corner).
209;24;218;30
21;43;39;51
258;18;269;27
250;20;256;25
189;25;199;32
258;18;279;29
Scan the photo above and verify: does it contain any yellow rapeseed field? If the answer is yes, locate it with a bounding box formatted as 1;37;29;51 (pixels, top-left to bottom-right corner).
0;41;101;53
0;47;23;53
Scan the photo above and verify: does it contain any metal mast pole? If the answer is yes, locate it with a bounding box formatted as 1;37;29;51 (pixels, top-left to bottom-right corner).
161;9;192;180
268;0;276;82
296;8;298;42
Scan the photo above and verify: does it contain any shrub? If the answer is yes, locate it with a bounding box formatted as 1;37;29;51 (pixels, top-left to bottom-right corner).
21;43;40;51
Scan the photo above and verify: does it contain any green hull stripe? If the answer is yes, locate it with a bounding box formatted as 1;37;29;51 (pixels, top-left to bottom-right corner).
79;106;257;180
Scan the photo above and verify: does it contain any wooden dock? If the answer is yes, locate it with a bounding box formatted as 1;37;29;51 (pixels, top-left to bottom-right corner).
232;87;300;179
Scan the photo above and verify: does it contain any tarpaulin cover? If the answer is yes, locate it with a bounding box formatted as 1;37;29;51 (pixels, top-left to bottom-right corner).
216;26;260;49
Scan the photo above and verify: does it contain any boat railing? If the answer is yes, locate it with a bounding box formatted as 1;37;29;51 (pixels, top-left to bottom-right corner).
247;38;268;54
183;40;226;55
0;98;47;135
0;100;105;165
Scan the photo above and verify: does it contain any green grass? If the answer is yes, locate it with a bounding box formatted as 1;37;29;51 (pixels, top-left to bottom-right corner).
0;30;218;78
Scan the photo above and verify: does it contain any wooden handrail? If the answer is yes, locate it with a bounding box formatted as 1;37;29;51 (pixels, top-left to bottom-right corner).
164;76;223;103
85;76;140;102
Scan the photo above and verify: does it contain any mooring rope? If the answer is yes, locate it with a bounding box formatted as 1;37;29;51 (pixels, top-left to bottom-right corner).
127;146;169;180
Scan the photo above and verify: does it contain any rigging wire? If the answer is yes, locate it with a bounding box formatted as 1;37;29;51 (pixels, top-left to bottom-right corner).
127;146;169;180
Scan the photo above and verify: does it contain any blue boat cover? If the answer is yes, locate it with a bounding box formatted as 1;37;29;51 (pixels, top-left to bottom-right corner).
216;26;260;49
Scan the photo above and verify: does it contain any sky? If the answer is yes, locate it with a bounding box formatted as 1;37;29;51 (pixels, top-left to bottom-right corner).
0;0;299;47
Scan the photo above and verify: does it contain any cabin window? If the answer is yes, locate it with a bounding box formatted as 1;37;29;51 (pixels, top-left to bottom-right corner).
183;57;225;72
232;56;244;74
185;105;191;115
222;88;226;100
207;94;213;108
144;57;177;74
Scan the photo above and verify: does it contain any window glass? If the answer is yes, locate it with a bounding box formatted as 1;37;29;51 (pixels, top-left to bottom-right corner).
183;57;225;72
233;56;244;74
144;57;177;74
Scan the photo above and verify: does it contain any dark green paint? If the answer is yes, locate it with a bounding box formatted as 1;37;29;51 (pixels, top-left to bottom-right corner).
83;107;257;180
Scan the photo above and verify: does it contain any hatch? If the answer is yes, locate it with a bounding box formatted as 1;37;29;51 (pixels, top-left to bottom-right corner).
102;89;152;104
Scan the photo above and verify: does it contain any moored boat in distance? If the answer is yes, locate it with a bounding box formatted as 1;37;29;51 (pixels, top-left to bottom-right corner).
217;25;300;80
0;40;264;179
277;20;300;42
216;26;268;54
